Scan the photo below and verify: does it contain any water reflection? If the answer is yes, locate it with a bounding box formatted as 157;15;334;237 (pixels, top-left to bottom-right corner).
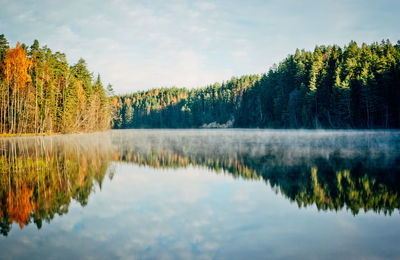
0;133;113;236
113;130;400;215
0;130;400;236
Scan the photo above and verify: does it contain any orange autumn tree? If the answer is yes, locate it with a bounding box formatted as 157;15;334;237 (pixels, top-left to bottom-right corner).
1;42;32;133
0;36;111;134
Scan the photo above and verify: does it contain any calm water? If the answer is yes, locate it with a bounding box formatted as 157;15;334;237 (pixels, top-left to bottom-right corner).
1;129;400;259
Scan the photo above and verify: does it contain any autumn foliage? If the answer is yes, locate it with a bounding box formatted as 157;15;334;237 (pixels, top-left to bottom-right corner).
2;42;32;90
0;35;111;134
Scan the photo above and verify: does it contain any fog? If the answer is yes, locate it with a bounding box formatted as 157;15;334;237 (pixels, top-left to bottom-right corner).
2;129;399;171
111;129;400;167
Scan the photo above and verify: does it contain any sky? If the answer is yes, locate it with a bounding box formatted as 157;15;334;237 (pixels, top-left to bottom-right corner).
0;0;399;94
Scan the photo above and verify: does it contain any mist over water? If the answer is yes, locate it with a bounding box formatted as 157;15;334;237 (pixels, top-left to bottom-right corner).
1;129;400;259
113;129;400;164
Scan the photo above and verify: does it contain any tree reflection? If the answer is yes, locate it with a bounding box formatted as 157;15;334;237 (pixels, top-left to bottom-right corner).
116;146;400;215
0;130;399;236
113;131;400;215
0;133;113;236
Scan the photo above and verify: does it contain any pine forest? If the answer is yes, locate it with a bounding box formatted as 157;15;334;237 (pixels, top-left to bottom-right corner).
113;40;400;129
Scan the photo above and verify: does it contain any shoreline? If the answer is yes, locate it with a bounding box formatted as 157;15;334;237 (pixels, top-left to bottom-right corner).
0;133;58;138
0;130;111;139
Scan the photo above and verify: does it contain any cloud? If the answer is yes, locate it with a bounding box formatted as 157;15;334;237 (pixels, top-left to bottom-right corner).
0;0;399;93
194;2;216;11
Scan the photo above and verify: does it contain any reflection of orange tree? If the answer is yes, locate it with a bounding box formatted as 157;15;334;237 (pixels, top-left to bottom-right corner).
0;134;112;236
0;183;35;229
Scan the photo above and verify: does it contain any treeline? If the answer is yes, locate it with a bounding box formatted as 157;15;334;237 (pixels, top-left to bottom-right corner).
112;75;259;128
112;76;259;128
0;34;111;134
113;40;400;129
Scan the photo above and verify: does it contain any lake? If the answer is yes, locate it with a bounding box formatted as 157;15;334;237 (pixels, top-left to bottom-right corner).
1;129;400;259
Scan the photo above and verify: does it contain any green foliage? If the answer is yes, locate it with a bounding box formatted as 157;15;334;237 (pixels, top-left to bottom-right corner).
114;40;400;129
112;75;260;128
0;34;8;63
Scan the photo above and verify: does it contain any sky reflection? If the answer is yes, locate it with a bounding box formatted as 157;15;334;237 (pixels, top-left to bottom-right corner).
1;163;399;259
1;130;400;259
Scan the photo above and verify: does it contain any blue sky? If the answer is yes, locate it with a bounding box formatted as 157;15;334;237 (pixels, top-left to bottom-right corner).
0;0;399;94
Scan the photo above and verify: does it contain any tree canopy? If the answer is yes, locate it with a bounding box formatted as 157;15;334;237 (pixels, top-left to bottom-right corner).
0;36;111;134
113;40;400;129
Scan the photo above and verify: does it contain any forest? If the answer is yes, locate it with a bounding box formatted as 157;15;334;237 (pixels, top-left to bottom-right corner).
0;34;111;134
1;36;399;132
113;40;400;129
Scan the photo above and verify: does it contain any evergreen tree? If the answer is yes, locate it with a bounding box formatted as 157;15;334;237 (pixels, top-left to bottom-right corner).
113;40;400;129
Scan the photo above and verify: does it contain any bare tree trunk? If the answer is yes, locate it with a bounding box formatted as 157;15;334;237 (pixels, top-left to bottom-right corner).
7;78;10;133
35;80;38;133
